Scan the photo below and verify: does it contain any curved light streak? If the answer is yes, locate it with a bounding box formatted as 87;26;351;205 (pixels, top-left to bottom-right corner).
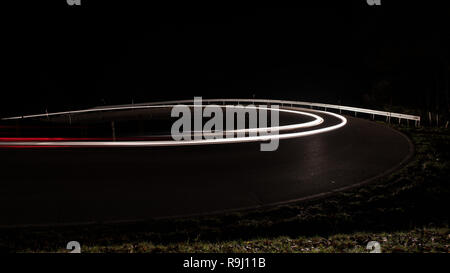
0;102;347;148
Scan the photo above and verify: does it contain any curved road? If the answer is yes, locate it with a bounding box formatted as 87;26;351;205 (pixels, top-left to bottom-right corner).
0;107;412;227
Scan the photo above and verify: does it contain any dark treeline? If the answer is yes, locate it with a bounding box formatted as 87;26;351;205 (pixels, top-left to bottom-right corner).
1;2;449;123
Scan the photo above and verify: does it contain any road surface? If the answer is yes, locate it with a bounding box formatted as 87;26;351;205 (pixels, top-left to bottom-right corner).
0;107;412;227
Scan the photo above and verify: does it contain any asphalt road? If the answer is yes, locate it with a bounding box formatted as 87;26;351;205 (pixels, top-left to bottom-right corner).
0;108;412;226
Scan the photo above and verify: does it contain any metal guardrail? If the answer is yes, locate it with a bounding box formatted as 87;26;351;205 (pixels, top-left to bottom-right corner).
134;98;421;127
2;98;421;126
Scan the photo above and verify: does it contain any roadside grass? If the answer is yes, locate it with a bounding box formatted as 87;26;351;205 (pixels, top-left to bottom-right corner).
21;227;449;253
1;124;449;253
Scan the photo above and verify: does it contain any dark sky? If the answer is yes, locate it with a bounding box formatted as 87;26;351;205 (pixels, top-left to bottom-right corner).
2;1;449;116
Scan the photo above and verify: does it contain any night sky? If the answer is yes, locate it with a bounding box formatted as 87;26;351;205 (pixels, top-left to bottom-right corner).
2;1;449;117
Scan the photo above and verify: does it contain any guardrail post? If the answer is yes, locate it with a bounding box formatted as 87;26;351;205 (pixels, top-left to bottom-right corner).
111;121;116;141
15;120;20;137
